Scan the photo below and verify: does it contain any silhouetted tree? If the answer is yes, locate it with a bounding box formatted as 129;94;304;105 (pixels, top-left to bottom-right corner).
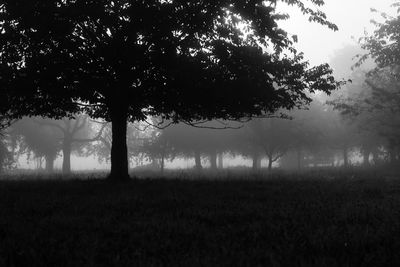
0;129;14;173
332;68;400;166
34;116;107;175
279;101;327;170
11;118;61;172
89;122;148;168
11;116;106;174
142;129;175;173
245;118;295;171
151;121;239;171
1;0;341;180
359;3;400;71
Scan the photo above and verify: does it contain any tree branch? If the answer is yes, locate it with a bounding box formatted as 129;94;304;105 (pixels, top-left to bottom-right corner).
181;120;244;130
71;122;109;143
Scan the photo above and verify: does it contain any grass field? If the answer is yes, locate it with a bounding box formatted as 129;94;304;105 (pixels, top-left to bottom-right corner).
0;170;400;266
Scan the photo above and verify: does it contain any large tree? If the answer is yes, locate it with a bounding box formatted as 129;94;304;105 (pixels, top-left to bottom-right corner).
0;0;341;180
330;5;400;166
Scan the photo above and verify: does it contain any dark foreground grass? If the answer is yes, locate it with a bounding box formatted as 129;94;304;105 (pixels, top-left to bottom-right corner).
1;172;400;266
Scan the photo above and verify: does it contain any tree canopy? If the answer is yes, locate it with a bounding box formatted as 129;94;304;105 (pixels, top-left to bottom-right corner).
0;0;342;180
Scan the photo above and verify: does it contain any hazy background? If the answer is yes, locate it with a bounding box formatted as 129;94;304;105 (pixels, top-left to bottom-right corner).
13;0;395;172
279;0;394;66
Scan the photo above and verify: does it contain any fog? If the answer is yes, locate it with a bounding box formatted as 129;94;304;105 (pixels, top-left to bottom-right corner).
0;0;398;175
278;0;394;65
3;1;400;265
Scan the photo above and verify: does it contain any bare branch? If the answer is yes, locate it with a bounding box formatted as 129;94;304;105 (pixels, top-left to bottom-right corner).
181;120;244;130
141;120;174;130
71;122;109;143
89;119;108;125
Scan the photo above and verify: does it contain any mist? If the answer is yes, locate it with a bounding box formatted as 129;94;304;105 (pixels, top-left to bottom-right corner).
0;0;395;175
1;0;400;265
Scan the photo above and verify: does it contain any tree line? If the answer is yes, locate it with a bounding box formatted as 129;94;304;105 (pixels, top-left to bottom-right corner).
0;0;398;179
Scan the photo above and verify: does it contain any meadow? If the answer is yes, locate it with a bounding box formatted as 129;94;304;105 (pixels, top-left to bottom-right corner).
0;169;400;266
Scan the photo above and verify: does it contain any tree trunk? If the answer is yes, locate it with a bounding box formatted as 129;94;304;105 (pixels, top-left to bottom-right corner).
62;139;72;175
210;151;217;170
297;149;302;171
343;146;348;168
45;154;55;173
268;155;273;172
109;106;130;181
194;150;202;171
160;152;165;174
252;153;261;170
362;149;370;167
217;153;223;169
372;149;379;165
36;157;43;170
388;139;397;165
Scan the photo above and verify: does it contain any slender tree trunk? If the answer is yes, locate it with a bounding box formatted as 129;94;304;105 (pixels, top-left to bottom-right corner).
388;139;396;166
194;150;202;171
362;149;370;167
109;106;130;181
252;153;261;170
210;151;217;170
343;146;348;168
62;139;72;175
372;149;379;165
268;155;273;172
160;151;165;174
36;157;43;170
252;153;258;170
217;153;223;169
45;154;55;173
297;149;302;171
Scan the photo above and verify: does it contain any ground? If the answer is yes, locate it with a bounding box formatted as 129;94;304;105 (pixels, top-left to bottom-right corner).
0;170;399;266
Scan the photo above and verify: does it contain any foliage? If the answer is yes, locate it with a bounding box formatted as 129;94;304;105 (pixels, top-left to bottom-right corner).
11;118;62;169
244;118;294;169
0;0;342;178
0;133;14;172
10;116;106;172
330;8;400;164
358;1;400;70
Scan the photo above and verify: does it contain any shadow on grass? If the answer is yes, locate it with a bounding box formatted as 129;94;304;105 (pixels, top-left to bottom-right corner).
0;169;399;266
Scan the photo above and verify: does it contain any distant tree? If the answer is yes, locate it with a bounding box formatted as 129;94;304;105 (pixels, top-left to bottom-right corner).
33;115;107;175
152;124;207;171
11;116;106;174
141;128;175;173
326;43;393;167
279;101;329;170
358;5;400;165
329;13;400;166
11;118;61;172
243;118;295;171
0;128;15;173
332;68;400;165
1;0;341;180
151;121;239;171
327;113;359;167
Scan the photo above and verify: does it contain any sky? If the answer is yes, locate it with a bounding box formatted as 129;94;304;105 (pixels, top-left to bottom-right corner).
278;0;394;66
